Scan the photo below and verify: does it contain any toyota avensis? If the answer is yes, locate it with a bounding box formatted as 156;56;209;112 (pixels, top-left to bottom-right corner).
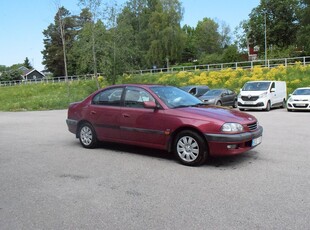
66;84;263;166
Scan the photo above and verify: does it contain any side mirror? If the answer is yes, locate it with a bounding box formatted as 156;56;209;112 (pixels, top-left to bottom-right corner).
143;101;158;109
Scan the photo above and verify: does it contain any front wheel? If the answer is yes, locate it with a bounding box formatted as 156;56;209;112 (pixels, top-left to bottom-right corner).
233;100;238;108
265;101;271;111
79;122;97;148
173;130;208;166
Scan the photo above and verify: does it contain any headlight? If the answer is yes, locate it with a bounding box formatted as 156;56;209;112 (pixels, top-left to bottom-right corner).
259;92;267;98
288;97;293;102
221;123;244;132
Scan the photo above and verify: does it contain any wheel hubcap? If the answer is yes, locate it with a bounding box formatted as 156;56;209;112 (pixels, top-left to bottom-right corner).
177;136;199;162
80;126;92;145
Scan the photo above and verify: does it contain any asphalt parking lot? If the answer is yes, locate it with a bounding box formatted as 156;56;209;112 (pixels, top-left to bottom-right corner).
0;109;309;229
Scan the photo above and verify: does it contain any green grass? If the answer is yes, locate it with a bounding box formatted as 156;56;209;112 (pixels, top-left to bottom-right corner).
1;64;309;111
0;81;99;111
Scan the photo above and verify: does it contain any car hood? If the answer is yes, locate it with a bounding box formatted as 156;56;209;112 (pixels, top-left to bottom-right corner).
240;91;265;96
290;95;310;101
177;106;256;123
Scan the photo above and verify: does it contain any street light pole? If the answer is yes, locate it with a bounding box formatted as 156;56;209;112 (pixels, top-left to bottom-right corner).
264;12;267;67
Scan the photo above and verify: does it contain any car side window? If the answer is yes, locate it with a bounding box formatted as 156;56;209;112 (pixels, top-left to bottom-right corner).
124;87;155;108
189;88;197;95
92;88;123;106
270;82;275;92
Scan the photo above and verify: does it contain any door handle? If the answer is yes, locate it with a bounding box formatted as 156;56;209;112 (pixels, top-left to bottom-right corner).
90;111;96;115
122;113;130;118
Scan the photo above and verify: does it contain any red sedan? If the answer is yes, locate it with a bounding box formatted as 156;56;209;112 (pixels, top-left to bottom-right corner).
66;84;263;166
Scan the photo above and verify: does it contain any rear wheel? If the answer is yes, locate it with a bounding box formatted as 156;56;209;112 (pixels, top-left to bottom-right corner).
173;130;208;166
281;99;286;108
79;122;97;148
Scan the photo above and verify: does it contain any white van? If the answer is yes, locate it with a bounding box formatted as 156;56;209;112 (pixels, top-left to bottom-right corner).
237;81;287;111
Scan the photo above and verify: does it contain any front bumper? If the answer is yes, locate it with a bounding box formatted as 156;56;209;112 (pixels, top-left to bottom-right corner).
237;99;266;110
287;102;310;110
204;126;263;156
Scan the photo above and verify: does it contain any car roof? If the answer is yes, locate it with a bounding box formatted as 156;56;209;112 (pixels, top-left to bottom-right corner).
295;87;310;90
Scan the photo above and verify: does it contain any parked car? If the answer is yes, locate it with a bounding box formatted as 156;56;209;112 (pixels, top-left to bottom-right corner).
199;88;238;108
66;84;263;166
238;81;287;111
287;87;310;111
180;85;209;97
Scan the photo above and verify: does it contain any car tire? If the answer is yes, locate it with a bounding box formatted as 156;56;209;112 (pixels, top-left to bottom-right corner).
173;130;208;166
216;101;222;106
281;99;286;108
79;122;97;148
265;101;271;111
233;100;238;108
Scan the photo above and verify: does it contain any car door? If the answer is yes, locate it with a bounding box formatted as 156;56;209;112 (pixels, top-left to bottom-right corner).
269;81;279;106
119;86;167;147
223;89;236;106
88;87;123;141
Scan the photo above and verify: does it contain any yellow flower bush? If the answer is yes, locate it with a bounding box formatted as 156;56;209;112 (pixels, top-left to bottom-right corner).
121;63;310;94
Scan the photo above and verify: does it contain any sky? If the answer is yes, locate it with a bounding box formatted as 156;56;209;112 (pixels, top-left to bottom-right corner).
0;0;260;71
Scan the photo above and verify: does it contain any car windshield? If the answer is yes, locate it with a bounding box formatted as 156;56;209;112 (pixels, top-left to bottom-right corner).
242;82;270;91
203;89;222;96
293;89;310;95
150;86;203;108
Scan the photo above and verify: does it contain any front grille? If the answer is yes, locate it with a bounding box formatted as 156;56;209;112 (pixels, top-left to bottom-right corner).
247;122;257;131
293;103;309;108
241;96;259;101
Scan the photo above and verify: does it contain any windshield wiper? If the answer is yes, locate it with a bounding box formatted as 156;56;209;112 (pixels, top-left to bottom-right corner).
174;103;205;108
191;103;206;107
173;104;190;108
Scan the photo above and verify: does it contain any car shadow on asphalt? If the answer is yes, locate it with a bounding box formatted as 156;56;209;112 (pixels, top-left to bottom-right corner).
205;151;260;168
96;142;260;168
97;142;175;161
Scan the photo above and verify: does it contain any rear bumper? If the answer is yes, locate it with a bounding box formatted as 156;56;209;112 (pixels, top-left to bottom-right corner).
204;126;263;156
66;119;78;134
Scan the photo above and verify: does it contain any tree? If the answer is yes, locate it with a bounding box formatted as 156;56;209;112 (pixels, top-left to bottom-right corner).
297;0;310;54
146;0;185;67
23;57;32;69
247;0;301;52
0;69;22;81
79;0;103;89
42;7;79;77
181;25;198;62
195;18;222;56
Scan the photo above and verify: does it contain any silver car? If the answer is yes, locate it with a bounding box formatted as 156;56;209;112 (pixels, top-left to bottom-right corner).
199;89;238;108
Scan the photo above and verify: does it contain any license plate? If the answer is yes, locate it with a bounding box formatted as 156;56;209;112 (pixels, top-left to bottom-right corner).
252;136;262;147
244;101;254;105
297;104;306;107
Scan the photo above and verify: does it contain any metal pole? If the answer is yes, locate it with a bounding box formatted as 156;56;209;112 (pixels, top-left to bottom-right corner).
264;12;267;67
